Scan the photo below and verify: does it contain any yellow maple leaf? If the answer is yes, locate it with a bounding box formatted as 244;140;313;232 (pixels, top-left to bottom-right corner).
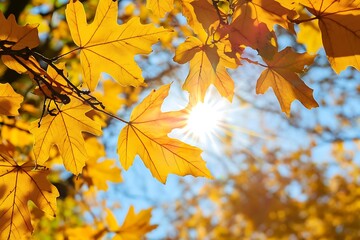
182;0;221;40
117;84;212;183
0;12;39;50
233;0;296;32
147;0;174;17
30;97;102;175
299;0;360;73
0;83;23;116
0;12;42;74
106;206;157;240
65;0;172;91
82;137;122;191
256;47;319;116
0;154;59;240
174;36;236;103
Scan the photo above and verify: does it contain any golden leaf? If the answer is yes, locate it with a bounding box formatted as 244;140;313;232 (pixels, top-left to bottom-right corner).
0;154;59;240
30;97;102;175
65;0;172;90
256;47;319;116
106;206;157;240
233;0;296;32
0;12;39;50
117;84;212;183
174;36;235;103
0;83;23;116
0;12;42;74
82;138;122;190
300;0;360;73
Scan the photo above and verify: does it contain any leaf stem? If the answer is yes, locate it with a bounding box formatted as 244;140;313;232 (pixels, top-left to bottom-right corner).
50;47;81;61
288;16;318;24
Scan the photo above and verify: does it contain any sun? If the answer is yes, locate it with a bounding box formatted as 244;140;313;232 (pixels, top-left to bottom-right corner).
186;102;222;140
179;91;231;149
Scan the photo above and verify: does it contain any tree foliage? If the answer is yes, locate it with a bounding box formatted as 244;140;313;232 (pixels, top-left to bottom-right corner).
0;0;359;239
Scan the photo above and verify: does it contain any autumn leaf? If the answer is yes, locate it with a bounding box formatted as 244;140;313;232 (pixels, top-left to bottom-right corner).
106;206;157;240
0;154;59;240
298;0;360;73
65;0;172;91
0;12;39;50
219;16;277;60
117;84;212;183
147;0;174;17
0;83;23;116
256;47;319;116
233;0;296;32
174;36;236;103
0;11;42;74
30;97;102;175
181;0;223;42
82;138;122;191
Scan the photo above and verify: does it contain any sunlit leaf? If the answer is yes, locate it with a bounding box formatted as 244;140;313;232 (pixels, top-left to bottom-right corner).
106;206;157;240
118;84;212;183
65;0;172;90
174;36;235;103
30;97;102;175
299;0;360;73
0;83;23;116
256;47;319;116
0;154;59;239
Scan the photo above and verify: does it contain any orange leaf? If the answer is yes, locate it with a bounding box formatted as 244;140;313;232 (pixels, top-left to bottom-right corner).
82;138;122;190
182;0;221;41
300;0;360;73
30;98;102;175
219;17;277;60
174;36;235;103
65;0;172;91
256;47;319;116
0;12;39;50
0;83;23;116
117;84;212;183
0;154;59;239
0;12;41;74
106;206;157;240
233;0;296;32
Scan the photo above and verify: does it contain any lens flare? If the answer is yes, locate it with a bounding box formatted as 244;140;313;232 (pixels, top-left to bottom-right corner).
186;102;222;140
177;91;233;151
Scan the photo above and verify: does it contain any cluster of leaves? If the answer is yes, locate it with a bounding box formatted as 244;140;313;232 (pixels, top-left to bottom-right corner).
0;0;359;239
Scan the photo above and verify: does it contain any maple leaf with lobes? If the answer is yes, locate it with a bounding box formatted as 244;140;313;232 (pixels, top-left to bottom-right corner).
30;97;102;175
174;36;236;103
106;206;157;239
117;84;212;183
0;154;59;240
65;0;172;91
256;47;319;116
298;0;360;73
